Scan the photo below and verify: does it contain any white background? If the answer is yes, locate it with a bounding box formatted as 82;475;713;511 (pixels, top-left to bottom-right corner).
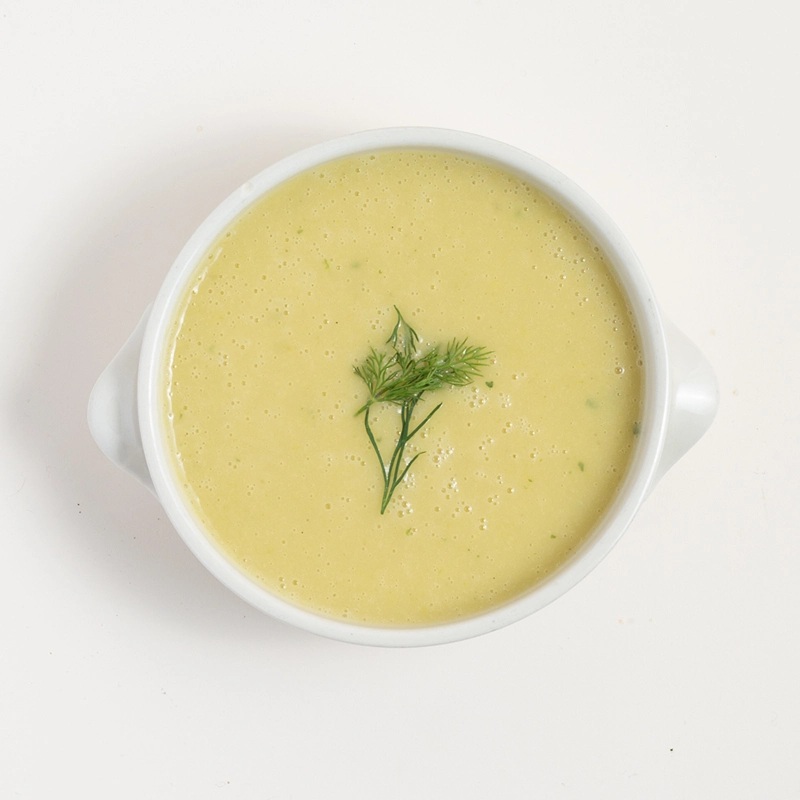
1;1;797;797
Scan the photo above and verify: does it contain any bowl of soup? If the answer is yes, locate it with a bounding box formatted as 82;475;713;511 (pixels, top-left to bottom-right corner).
88;127;717;646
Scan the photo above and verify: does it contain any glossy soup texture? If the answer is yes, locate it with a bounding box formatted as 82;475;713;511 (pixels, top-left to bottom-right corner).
163;150;642;625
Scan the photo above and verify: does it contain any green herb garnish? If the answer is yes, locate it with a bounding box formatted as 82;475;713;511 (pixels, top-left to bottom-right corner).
355;307;492;514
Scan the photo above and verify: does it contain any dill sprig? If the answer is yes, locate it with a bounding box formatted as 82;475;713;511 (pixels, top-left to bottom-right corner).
355;307;492;514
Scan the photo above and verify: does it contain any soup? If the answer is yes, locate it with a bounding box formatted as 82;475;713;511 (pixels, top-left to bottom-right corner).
162;150;642;625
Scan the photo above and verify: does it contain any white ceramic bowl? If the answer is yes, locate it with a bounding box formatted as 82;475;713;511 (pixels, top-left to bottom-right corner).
89;127;718;646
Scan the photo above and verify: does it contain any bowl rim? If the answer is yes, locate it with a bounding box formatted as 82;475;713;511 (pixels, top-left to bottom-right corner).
138;126;669;647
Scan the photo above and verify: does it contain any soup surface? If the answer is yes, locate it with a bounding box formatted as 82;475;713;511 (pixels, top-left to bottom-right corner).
163;150;642;625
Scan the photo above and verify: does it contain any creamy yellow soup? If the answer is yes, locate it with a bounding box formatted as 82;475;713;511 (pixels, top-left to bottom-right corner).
163;150;642;625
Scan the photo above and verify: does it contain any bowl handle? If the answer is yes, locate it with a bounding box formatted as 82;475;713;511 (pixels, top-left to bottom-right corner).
88;306;156;494
649;317;718;492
